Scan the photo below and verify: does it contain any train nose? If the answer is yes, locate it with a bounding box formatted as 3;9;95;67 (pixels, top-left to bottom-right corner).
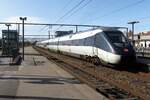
120;54;136;64
120;47;136;64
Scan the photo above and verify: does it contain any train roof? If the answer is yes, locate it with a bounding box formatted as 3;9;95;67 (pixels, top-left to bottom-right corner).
55;27;125;38
39;27;127;43
58;26;126;36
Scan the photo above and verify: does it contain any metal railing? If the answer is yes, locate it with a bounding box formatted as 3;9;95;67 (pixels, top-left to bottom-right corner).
135;47;150;57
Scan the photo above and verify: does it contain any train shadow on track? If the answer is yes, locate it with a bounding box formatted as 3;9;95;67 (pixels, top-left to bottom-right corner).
109;63;149;73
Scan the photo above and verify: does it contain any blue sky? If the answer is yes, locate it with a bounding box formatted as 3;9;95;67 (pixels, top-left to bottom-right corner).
0;0;149;36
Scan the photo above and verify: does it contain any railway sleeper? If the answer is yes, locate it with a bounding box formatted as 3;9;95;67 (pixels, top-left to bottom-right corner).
80;72;141;99
59;61;142;99
96;83;111;88
97;88;139;100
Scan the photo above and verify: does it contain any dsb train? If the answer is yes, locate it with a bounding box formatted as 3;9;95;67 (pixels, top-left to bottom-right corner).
36;28;136;65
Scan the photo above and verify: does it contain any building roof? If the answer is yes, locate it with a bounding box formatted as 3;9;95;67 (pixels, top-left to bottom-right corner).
2;30;18;33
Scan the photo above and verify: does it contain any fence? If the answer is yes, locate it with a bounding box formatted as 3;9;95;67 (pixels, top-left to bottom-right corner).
135;47;150;58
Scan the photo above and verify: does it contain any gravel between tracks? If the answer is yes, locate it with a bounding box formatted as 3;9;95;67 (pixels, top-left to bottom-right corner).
35;47;150;100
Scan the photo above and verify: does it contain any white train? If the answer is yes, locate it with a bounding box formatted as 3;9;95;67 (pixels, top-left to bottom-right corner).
36;28;136;65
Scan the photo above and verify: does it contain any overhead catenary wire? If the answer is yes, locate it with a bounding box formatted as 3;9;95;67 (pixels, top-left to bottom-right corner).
52;25;63;33
63;0;92;22
55;0;86;23
109;14;150;26
59;0;73;14
53;0;92;32
138;15;150;22
39;25;48;32
128;15;150;32
40;0;144;33
39;0;74;32
89;0;145;22
108;15;150;33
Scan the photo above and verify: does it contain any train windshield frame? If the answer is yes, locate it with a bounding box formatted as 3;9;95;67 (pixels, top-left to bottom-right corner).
104;31;128;44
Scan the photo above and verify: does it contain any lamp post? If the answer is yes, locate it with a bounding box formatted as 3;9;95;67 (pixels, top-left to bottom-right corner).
127;21;139;42
48;25;52;39
75;25;78;33
20;17;27;60
5;24;11;55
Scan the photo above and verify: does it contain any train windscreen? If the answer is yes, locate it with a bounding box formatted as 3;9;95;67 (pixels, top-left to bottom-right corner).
104;31;128;45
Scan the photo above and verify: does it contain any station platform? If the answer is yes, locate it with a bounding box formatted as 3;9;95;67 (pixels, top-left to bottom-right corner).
137;57;150;65
0;46;107;100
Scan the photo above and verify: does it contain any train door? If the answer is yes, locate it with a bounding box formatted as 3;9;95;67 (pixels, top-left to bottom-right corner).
93;35;98;56
94;47;98;56
69;35;72;53
57;38;60;52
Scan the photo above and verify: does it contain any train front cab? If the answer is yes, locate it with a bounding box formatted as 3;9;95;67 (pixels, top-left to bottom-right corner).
95;30;136;65
103;30;136;65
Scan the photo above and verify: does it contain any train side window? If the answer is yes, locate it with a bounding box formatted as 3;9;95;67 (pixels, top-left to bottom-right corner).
84;37;94;46
90;36;94;45
95;33;110;50
52;42;55;45
141;44;143;47
71;40;74;45
74;40;78;46
84;38;88;46
77;39;82;46
149;44;150;47
61;41;65;45
72;40;78;46
67;40;72;45
79;39;84;45
53;42;55;45
61;40;71;45
59;41;62;45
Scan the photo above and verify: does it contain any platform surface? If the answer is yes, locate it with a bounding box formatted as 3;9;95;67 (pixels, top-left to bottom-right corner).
0;46;107;100
137;57;150;65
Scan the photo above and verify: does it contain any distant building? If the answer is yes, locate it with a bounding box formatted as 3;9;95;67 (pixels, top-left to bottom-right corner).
133;31;150;48
55;30;73;37
2;30;19;55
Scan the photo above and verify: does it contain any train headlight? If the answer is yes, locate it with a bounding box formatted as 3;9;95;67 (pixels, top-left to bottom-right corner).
123;48;129;52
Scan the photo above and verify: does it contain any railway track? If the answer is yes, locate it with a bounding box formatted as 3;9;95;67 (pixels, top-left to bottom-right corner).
34;46;150;100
